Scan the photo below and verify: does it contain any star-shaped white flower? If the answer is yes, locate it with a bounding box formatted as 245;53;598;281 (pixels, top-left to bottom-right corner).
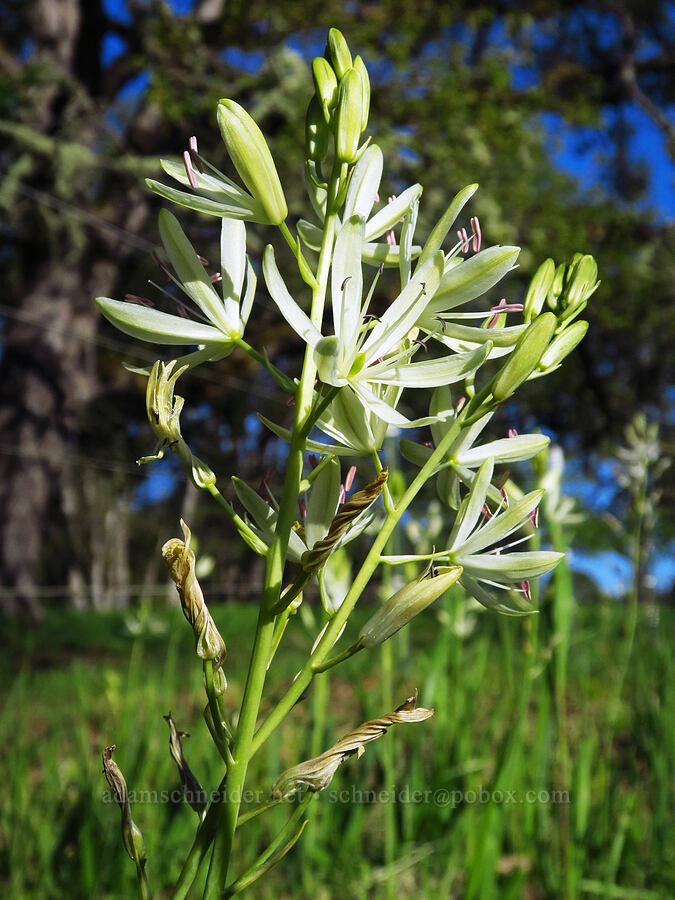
96;210;255;371
264;214;491;425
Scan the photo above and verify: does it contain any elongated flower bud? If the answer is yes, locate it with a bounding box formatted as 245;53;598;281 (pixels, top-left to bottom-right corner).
163;714;207;816
353;55;370;132
102;746;147;866
301;469;388;572
335;68;364;164
564;254;598;309
523;258;555;323
312;57;338;111
162;520;227;692
305;96;331;163
217;100;287;226
492;312;556;401
272;692;433;799
326;27;352;79
538;320;588;371
359;565;462;648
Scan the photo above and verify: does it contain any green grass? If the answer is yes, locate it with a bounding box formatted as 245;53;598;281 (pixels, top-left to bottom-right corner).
1;591;673;898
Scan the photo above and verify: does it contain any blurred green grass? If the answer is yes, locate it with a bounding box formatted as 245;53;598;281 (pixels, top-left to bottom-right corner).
1;593;673;898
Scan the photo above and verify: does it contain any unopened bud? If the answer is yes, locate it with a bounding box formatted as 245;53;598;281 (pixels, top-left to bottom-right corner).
523;258;555;322
359;565;462;648
538;320;588;371
564;254;598;309
312;57;338;111
217;100;287;225
326;27;352;80
335;68;364;164
492;312;556;401
353;56;370;132
305;96;331;163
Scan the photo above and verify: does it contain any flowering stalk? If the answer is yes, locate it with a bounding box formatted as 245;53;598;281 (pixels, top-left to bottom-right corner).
97;27;597;899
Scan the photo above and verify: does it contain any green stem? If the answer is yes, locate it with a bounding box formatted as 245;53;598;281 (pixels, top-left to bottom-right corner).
372;451;395;514
204;483;268;557
236;798;282;828
234;336;295;393
223;793;315;898
279;221;317;288
203;660;232;764
202;190;339;898
135;861;152;900
311;641;364;674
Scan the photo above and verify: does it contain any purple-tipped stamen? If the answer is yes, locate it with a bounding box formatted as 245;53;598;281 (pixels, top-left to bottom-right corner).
345;465;357;492
487;298;523;329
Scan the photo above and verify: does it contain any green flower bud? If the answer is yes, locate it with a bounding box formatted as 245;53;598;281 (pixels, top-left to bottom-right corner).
326;27;352;79
305;96;331;162
353;55;370;132
359;565;462;648
538;320;588;371
335;68;364;164
565;254;598;309
523;258;555;323
492;312;556;401
547;262;566;309
217;100;287;226
312;57;338;111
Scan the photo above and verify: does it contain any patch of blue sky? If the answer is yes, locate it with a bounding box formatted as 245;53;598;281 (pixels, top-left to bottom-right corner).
103;0;132;25
105;0;194;21
569;548;632;596
221;47;266;73
132;468;178;509
102;33;126;67
118;70;150;102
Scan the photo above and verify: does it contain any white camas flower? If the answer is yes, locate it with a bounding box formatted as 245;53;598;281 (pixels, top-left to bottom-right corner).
381;458;563;614
96;211;255;371
264;213;492;426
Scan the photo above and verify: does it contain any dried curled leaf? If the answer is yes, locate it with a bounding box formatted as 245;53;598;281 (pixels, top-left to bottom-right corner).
301;468;388;572
102;745;147;865
162;519;227;692
272;691;433;799
163;713;207;816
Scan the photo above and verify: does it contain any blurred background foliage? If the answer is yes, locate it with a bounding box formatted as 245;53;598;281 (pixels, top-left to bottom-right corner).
0;1;673;897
